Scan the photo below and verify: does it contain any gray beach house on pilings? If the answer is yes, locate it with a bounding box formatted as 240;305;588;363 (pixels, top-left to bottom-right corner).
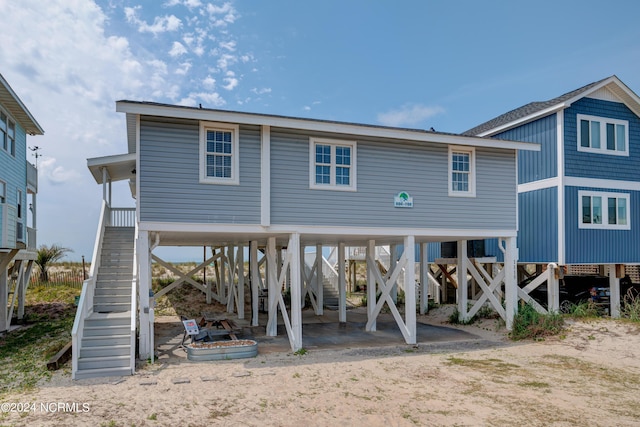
74;100;538;379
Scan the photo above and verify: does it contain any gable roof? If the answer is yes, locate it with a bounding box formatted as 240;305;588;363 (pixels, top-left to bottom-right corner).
0;73;44;136
464;75;640;137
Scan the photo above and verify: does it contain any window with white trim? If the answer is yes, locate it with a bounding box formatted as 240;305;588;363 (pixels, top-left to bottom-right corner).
17;189;23;218
0;111;16;156
0;180;6;203
309;138;357;191
448;146;475;197
577;114;628;156
199;122;240;185
579;190;630;230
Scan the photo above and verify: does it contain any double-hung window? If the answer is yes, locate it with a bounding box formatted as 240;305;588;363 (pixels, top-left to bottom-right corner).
579;190;630;230
199;122;239;185
0;110;15;156
309;138;357;191
448;146;476;197
577;114;628;156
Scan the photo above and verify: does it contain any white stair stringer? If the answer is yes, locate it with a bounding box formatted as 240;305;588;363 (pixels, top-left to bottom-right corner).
74;226;135;380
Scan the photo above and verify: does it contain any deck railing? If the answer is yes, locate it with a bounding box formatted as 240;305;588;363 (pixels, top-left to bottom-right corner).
110;207;135;227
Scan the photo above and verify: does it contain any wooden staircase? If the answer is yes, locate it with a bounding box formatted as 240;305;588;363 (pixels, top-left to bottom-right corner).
74;226;135;379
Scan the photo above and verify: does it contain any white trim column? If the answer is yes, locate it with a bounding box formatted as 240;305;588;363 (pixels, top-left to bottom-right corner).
237;244;245;319
457;240;468;323
261;125;271;226
338;243;346;323
137;230;151;359
504;237;518;330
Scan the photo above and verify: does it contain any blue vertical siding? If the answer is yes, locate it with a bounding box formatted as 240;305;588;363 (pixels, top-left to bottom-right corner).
518;187;558;263
495;114;557;184
565;186;640;263
564;98;640;181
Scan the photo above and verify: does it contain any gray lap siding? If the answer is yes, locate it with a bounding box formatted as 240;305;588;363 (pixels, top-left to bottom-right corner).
138;117;261;224
270;128;517;230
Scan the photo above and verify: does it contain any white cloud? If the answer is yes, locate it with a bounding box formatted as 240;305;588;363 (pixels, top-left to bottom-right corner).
205;2;238;26
178;91;226;107
202;75;216;89
222;71;238;90
377;104;445;127
169;41;187;57
39;158;82;185
175;61;192;75
125;6;182;35
303;106;311;111
219;40;236;51
251;87;272;95
217;53;238;71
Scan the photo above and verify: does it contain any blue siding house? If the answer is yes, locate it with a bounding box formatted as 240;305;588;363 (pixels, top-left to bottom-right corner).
77;101;538;378
464;76;640;315
0;73;44;333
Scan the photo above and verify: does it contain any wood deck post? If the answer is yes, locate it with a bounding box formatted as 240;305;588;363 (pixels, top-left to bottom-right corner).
290;233;302;350
547;263;560;313
237;244;245;319
366;240;376;331
404;235;416;344
315;244;323;315
266;237;278;336
457;240;468;323
609;264;621;318
137;230;151;359
250;241;259;327
504;237;518;330
420;242;428;314
338;243;346;323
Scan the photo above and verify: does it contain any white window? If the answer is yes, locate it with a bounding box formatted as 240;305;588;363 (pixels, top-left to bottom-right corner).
0;181;6;203
309;138;357;191
579;190;630;230
577;114;628;156
199;122;239;185
448;146;476;197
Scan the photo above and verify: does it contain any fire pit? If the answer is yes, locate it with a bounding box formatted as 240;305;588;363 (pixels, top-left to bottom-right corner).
186;339;258;361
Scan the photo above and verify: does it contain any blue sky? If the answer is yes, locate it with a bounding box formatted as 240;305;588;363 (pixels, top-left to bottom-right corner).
2;0;639;261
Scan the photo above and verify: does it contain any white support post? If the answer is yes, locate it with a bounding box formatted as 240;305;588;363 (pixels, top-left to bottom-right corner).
457;240;468;323
504;237;518;330
338;243;347;323
420;242;428;314
137;230;151;360
220;247;227;304
266;237;278;336
237;244;245;319
17;260;33;320
404;236;416;344
609;264;621;318
227;246;237;313
315;244;323;315
250;241;259;326
366;240;376;332
290;233;302;350
390;244;398;303
547;263;559;313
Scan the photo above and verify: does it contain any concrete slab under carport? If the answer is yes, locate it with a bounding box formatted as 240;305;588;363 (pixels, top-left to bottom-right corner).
153;306;492;362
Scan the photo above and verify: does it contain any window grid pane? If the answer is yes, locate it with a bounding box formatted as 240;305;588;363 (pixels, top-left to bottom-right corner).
608;198;617;225
590;121;600;149
205;129;234;179
618;198;627;225
582;196;591;223
606;123;616;150
616;124;626;152
592;196;602;224
451;152;470;193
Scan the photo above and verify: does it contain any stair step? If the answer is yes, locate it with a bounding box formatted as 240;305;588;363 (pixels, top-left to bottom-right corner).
84;325;131;337
94;295;131;305
82;334;131;347
80;344;130;358
74;366;132;380
94;303;131;313
77;355;130;370
85;316;130;328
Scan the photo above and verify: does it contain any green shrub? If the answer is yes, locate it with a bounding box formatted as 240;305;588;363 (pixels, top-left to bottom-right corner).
509;303;564;341
621;290;640;322
565;301;602;318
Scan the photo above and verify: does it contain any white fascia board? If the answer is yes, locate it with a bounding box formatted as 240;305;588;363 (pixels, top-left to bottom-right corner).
518;177;560;194
138;221;517;239
116;101;539;152
564;177;640;192
477;103;568;137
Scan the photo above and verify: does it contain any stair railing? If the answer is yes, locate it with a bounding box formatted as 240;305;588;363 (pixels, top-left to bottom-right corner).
72;200;110;379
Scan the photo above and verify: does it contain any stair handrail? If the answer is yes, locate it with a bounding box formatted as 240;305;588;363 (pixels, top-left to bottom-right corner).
72;200;110;379
129;223;138;373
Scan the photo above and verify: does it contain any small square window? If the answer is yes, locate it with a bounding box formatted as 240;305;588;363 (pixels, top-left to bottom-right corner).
199;122;239;185
309;138;357;191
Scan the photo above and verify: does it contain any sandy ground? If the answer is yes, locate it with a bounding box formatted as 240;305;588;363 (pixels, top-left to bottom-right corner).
2;307;640;427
